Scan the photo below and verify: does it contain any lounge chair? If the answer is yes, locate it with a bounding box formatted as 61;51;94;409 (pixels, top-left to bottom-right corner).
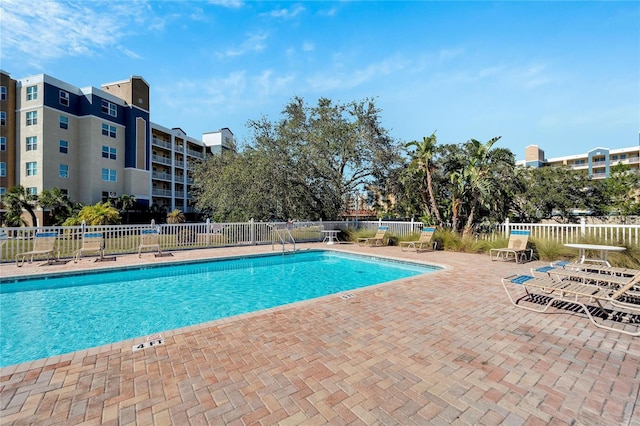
400;227;437;252
554;261;639;277
74;232;105;262
545;268;640;288
501;273;640;336
357;226;389;247
138;229;163;257
16;232;57;267
490;230;532;263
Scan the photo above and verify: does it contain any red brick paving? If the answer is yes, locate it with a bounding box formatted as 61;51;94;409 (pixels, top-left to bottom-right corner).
1;243;639;425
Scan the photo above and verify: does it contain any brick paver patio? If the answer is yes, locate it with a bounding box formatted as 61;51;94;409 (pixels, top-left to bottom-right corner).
1;243;639;425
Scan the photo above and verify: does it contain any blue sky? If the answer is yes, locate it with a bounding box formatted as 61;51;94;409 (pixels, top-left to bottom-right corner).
1;0;638;160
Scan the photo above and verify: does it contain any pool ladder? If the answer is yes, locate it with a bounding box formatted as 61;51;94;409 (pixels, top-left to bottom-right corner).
272;225;296;254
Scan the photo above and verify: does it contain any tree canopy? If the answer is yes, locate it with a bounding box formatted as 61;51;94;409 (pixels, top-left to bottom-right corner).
194;96;403;221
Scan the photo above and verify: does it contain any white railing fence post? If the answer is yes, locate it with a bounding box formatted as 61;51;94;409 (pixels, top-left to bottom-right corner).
250;218;255;245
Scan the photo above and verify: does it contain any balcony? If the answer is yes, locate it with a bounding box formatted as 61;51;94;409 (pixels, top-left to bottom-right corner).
187;149;204;159
152;155;172;166
152;188;172;197
152;138;172;150
152;171;172;181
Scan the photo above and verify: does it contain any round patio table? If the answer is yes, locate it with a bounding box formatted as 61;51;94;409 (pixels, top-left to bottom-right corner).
564;243;626;267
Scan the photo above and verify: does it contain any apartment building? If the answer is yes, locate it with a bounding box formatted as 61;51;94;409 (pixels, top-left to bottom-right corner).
519;144;640;179
0;70;233;224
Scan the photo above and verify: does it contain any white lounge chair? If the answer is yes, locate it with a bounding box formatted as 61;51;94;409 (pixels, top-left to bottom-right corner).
490;230;532;263
16;232;57;267
400;227;437;252
357;226;389;247
502;273;640;336
138;229;163;257
74;232;105;262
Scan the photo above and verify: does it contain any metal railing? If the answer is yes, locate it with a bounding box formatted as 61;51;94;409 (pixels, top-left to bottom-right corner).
271;223;297;253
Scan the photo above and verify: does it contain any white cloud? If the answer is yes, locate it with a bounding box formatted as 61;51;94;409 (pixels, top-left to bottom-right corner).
0;0;150;65
208;0;244;8
218;33;269;58
305;55;411;92
302;42;315;52
267;5;305;19
119;47;143;60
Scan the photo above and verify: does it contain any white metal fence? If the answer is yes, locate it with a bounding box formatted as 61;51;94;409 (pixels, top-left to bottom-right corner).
1;218;638;263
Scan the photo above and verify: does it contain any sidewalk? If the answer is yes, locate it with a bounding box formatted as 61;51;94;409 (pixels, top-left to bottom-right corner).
1;243;639;425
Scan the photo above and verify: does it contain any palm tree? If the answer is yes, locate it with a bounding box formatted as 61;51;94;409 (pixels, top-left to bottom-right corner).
461;136;511;238
166;209;186;224
4;185;38;226
405;132;443;226
38;188;73;225
64;202;121;226
116;194;136;223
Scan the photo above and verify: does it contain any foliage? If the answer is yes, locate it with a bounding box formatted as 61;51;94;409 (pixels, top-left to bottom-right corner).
401;136;516;234
63;202;121;226
38;188;75;225
599;163;640;219
2;186;38;227
528;238;570;261
166;209;186;224
511;166;598;223
194;96;403;221
404;132;443;224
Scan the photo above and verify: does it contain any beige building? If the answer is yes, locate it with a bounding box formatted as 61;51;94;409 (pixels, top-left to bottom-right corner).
519;144;640;179
0;71;233;224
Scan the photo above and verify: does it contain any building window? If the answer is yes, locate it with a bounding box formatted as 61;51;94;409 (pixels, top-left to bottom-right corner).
26;136;37;151
0;187;5;196
101;123;116;138
60;115;68;129
101;99;117;117
59;90;69;106
27;187;37;195
26;161;37;176
102;145;117;160
0;86;6;101
26;111;37;125
59;140;68;154
26;85;37;101
59;164;69;178
102;168;117;182
0;162;5;177
0;111;5;126
0;137;5;151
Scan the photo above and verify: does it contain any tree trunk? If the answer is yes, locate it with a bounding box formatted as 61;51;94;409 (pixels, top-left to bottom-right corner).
425;169;443;226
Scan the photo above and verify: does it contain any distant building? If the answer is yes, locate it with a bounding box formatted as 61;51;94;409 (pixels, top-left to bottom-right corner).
517;144;640;179
0;70;233;224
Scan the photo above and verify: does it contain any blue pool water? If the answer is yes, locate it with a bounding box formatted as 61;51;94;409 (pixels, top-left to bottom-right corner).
0;250;439;367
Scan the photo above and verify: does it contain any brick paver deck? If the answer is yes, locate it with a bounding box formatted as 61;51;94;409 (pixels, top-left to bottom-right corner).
1;243;639;425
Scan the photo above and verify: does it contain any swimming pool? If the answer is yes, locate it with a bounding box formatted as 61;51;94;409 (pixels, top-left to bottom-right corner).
0;250;440;367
